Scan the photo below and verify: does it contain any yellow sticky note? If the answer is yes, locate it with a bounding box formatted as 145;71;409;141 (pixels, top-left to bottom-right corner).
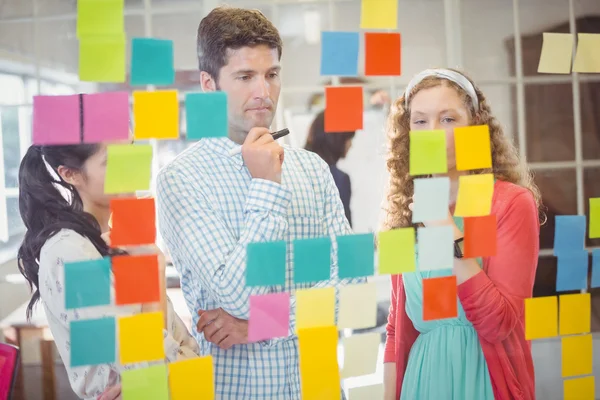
349;384;384;400
133;90;180;140
338;282;377;329
378;228;416;274
559;293;591;335
573;33;600;73
341;332;380;379
79;35;126;83
118;311;165;364
590;197;600;239
524;296;557;340
168;356;214;400
454;173;494;217
77;0;124;37
454;125;492;171
298;326;340;399
537;33;574;74
360;0;398;29
561;334;593;378
564;376;595;400
104;144;153;194
296;287;335;332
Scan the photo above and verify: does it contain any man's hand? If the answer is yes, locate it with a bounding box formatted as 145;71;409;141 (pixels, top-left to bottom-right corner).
241;127;284;184
196;308;248;350
98;384;121;400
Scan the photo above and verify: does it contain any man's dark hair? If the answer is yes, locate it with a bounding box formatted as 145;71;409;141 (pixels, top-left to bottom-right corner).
197;6;283;81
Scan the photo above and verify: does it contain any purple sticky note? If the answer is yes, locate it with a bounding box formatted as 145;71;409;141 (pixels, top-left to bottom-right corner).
83;92;130;143
33;95;80;145
248;293;290;342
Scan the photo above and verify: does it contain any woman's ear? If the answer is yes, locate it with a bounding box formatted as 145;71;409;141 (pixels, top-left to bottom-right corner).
57;165;80;187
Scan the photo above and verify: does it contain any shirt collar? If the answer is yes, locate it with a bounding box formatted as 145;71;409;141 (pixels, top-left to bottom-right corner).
202;137;244;170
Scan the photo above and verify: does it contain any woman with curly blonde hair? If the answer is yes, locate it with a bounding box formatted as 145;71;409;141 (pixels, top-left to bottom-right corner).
382;69;543;400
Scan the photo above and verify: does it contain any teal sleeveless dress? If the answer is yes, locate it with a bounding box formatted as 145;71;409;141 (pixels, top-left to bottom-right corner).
400;217;495;400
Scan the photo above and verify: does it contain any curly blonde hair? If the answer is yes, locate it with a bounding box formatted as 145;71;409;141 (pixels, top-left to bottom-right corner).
382;69;545;231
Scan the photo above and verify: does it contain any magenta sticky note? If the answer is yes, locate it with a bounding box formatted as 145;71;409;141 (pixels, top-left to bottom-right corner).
83;92;130;143
33;95;80;145
248;293;290;342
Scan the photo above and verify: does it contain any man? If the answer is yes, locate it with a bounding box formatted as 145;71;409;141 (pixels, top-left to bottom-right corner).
156;6;356;399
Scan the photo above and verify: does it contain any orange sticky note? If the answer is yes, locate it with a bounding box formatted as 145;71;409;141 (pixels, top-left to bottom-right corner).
324;86;363;132
110;197;156;246
453;125;492;171
524;296;558;340
113;254;160;306
298;326;340;399
169;356;215;400
564;376;595;400
559;293;591;335
561;334;593;378
365;33;401;76
423;276;458;321
133;90;179;140
463;215;497;258
118;311;165;364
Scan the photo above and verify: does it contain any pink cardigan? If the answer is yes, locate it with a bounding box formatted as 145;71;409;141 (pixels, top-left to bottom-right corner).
384;180;540;400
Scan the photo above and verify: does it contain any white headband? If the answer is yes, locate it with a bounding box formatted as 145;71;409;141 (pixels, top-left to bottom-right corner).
404;69;479;110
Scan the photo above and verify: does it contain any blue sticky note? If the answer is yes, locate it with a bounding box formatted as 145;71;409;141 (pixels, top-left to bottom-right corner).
556;250;589;292
417;226;454;271
293;237;331;283
591;249;600;288
185;92;228;140
246;241;286;287
64;257;111;309
413;177;450;223
554;215;586;256
130;38;175;86
320;31;359;76
70;317;116;367
337;233;375;279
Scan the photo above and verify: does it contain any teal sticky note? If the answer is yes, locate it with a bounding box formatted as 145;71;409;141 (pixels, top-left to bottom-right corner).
65;257;111;309
246;241;286;287
293;237;331;284
320;31;359;76
70;317;116;367
337;233;375;279
121;364;169;399
130;38;175;86
185;92;228;139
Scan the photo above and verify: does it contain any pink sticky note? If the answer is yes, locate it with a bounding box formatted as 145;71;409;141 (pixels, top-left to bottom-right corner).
83;92;130;143
33;95;80;145
248;293;290;342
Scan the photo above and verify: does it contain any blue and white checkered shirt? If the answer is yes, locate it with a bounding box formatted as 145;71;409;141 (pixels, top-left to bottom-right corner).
156;137;355;399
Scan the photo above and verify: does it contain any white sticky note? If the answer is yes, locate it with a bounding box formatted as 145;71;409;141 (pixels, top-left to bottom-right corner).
349;384;384;400
338;282;377;329
412;177;450;223
417;225;454;271
340;332;380;379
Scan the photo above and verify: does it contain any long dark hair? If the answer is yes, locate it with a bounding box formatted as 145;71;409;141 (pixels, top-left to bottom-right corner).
304;111;355;165
17;144;111;319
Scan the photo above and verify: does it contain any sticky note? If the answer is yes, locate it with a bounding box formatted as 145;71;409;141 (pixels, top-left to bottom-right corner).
32;95;80;145
110;197;156;246
561;334;593;378
113;254;160;306
131;38;175;86
298;326;341;400
417;226;454;271
324;86;363;133
82;92;130;143
591;249;600;288
378;228;416;274
70;317;115;367
169;356;215;400
133;90;179;140
248;293;290;342
293;237;331;284
64;257;111;309
77;0;124;37
573;33;600;73
537;33;574;74
409;130;447;175
79;35;126;82
524;296;558;340
296;287;335;331
464;215;497;258
556;250;588;292
360;0;397;29
337;233;375;279
423;276;458;321
185;92;228;139
453;125;492;170
554;215;586;255
559;293;591;335
349;384;384;400
121;364;169;400
246;241;286;287
320;32;359;76
454;173;494;217
412;177;450;223
118;311;165;364
338;282;377;329
590;197;600;238
104;144;153;194
564;376;595;400
340;332;380;379
364;33;401;76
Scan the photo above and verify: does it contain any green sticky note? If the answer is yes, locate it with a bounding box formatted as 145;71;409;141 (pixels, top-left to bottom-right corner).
337;233;375;279
246;241;286;287
378;228;416;274
185;92;228;139
590;198;600;239
121;364;169;399
104;144;153;194
293;237;331;284
79;35;126;82
77;0;124;37
65;257;111;309
409;130;447;176
131;38;175;86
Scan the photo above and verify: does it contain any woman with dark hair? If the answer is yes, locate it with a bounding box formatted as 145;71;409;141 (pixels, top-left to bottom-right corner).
304;110;355;226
